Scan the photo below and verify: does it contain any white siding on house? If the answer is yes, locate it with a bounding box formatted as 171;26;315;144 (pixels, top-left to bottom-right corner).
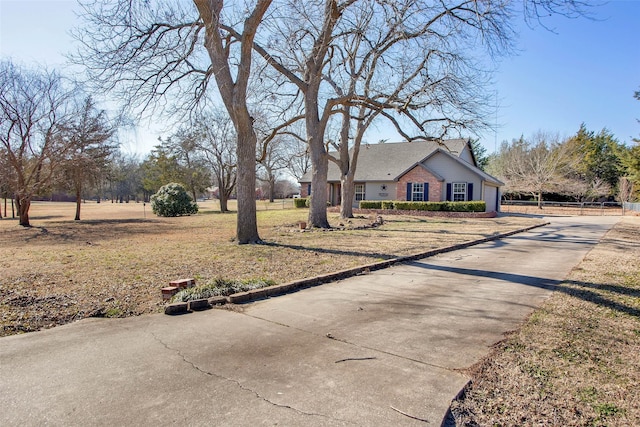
456;144;475;165
367;182;396;201
424;153;479;200
483;184;499;212
351;182;396;206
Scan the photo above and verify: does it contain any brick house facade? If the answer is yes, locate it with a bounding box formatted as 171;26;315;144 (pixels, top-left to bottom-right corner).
396;165;444;202
299;140;503;212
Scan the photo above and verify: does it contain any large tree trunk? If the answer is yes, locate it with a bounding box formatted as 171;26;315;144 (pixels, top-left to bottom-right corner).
305;87;330;229
268;176;275;203
235;126;260;244
16;194;31;227
338;107;355;219
340;172;355;219
219;193;229;213
195;0;267;244
308;145;330;228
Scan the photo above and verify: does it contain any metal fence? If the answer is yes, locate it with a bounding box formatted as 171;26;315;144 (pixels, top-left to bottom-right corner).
624;202;640;213
501;200;624;216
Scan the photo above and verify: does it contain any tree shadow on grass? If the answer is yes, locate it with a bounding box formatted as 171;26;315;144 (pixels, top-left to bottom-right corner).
198;210;237;215
19;218;169;243
26;215;67;221
262;241;397;261
409;262;640;319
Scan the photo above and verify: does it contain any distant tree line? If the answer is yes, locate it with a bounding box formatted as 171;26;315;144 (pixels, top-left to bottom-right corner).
481;124;640;207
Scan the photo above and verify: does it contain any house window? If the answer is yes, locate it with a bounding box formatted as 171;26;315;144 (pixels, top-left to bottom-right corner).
452;182;467;202
355;184;365;201
412;183;424;201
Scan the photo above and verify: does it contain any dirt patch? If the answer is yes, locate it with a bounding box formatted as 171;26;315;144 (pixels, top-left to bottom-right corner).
447;216;640;426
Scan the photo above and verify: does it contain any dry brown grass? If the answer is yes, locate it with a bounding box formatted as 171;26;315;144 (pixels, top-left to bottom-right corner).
0;200;541;336
449;216;640;426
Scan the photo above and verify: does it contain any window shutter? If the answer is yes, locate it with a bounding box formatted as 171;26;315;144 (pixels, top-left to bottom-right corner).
423;182;429;202
307;184;311;196
467;183;474;201
446;183;452;201
406;182;412;201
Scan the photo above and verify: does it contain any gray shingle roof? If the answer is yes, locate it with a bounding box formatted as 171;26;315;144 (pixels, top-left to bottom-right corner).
300;139;469;182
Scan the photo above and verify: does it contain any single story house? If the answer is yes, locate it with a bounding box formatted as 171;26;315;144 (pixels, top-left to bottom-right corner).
299;139;504;212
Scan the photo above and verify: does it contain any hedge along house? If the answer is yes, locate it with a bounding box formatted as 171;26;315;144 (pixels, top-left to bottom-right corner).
299;139;504;212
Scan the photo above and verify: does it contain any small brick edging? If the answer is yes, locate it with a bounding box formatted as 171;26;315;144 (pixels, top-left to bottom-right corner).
164;221;549;315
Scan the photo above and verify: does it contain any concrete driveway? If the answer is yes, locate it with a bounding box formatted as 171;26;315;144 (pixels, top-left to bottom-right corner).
0;216;619;426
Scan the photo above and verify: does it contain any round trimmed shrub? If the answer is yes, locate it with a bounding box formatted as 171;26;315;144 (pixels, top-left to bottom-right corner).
151;183;199;217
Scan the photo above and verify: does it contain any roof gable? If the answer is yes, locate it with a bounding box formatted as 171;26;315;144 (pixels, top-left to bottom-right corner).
395;161;445;181
423;149;504;186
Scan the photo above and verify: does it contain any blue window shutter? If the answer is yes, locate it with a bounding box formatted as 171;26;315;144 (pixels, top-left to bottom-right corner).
423;182;429;201
446;183;452;201
406;182;412;201
467;183;474;201
307;184;311;196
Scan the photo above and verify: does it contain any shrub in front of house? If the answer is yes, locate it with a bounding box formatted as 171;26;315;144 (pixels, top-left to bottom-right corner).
381;201;395;210
359;200;383;209
380;200;486;212
151;182;198;217
442;201;486;212
393;201;440;211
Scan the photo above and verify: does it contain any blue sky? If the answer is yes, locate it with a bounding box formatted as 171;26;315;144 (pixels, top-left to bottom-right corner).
1;0;639;155
490;0;640;151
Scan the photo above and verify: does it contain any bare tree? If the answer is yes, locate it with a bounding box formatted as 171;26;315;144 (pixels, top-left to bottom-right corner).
492;133;575;208
564;176;611;203
252;0;590;226
287;139;311;183
73;0;271;243
324;1;494;218
257;136;290;203
0;60;76;226
619;177;634;215
195;112;237;212
0;146;12;219
59;96;117;220
73;0;591;232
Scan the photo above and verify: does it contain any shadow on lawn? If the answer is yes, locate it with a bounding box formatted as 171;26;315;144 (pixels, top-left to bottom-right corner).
409;262;640;319
18;218;167;243
263;241;397;261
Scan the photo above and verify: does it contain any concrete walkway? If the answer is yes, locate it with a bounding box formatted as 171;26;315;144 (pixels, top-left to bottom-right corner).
0;216;619;426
